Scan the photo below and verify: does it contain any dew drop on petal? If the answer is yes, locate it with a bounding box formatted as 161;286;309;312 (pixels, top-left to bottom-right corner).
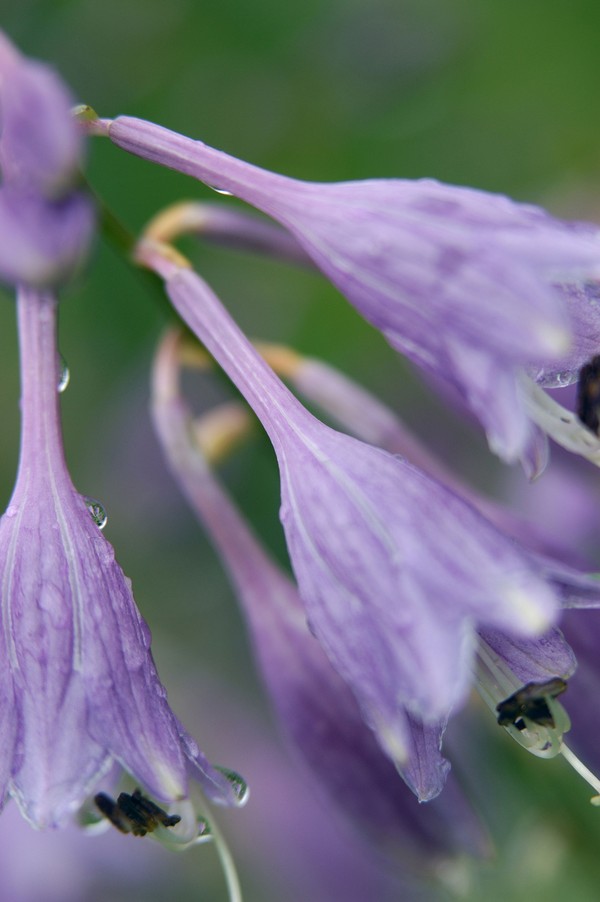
214;767;249;805
84;496;108;529
555;371;575;388
530;368;576;389
57;353;70;393
207;184;233;196
139;620;152;650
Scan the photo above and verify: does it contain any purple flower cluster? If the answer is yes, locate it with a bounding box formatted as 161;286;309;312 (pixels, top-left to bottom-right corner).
4;23;600;898
138;247;600;802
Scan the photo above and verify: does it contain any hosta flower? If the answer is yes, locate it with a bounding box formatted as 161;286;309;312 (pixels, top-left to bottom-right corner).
0;30;94;287
280;347;600;793
101;115;600;469
0;189;95;289
138;244;600;775
0;287;242;828
0;31;82;196
151;330;489;853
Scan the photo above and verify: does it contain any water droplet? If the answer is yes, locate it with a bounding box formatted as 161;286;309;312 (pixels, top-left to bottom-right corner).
84;497;108;529
57;354;70;393
207;184;233;196
532;368;576;389
554;371;575;388
5;505;18;518
194;817;212;843
215;767;249;805
139;620;152;650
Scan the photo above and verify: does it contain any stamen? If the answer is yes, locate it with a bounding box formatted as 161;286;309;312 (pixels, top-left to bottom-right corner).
559;744;600;805
93;789;214;850
94;788;182;837
474;642;569;759
476;641;600;804
519;374;600;465
208;811;243;902
152;799;212;849
495;678;567;729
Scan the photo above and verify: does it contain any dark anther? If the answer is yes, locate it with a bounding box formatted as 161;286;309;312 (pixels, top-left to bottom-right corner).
576;355;600;435
496;677;567;730
94;788;181;837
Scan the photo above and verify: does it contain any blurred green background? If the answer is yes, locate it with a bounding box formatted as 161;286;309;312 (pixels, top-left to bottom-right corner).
2;1;600;899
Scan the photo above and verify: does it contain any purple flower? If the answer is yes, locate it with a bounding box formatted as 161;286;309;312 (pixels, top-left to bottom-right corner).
152;330;600;819
285;350;600;790
0;188;95;289
0;31;83;197
0;31;94;287
150;330;489;851
103;115;600;468
0;287;243;828
138;245;600;776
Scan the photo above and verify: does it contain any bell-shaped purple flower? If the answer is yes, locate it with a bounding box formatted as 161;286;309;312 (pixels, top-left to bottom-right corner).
0;188;95;289
0;31;94;288
254;342;600;799
0;30;83;196
138;244;600;770
0;287;242;828
103;115;600;466
150;331;489;853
